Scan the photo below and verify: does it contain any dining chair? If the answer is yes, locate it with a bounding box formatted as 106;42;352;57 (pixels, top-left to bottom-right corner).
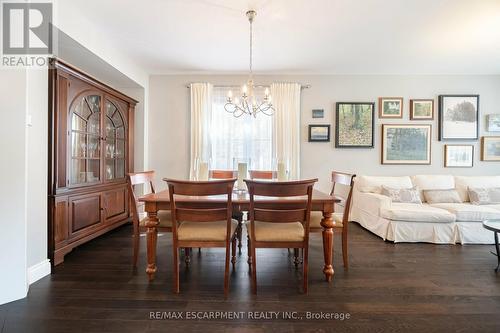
249;170;277;180
165;178;238;297
309;171;356;270
209;169;237;179
245;178;318;294
127;171;172;268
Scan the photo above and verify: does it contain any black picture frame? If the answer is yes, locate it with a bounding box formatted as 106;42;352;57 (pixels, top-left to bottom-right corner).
335;102;375;148
438;95;479;141
308;125;330;142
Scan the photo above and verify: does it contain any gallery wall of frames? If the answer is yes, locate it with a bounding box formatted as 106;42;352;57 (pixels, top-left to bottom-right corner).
308;95;500;167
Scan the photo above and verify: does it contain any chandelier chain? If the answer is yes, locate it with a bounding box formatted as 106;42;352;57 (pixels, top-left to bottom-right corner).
249;16;253;79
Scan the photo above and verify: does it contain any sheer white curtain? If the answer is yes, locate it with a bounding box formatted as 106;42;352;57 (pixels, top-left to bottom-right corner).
189;83;213;179
271;82;301;180
210;86;273;170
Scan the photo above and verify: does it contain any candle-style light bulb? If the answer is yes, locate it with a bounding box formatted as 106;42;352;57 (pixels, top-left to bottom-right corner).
265;87;269;97
242;84;248;94
228;90;233;99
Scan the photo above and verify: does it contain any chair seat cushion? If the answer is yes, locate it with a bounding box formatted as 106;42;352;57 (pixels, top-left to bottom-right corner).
249;221;304;242
140;210;172;227
429;203;500;222
177;219;238;241
310;211;343;228
380;203;456;223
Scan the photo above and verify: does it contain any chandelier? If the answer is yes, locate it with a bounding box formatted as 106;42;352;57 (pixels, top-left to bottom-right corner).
224;10;274;118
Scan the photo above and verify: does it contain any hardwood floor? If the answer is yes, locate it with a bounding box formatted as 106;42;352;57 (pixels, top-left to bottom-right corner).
2;223;500;333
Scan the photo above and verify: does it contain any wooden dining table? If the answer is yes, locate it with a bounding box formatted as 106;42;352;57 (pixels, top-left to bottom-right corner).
139;188;341;282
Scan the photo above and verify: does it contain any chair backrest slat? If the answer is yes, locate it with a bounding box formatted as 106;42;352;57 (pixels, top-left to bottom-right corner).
254;208;306;223
249;170;276;180
331;171;354;187
209;170;236;179
175;207;228;222
246;180;316;197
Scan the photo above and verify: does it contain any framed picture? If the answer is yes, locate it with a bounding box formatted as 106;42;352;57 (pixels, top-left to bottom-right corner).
312;109;324;118
410;99;434;120
381;124;432;165
379;97;403;118
481;136;500;161
444;145;474;168
335;102;374;148
438;95;479;141
308;125;330;142
487;114;500;132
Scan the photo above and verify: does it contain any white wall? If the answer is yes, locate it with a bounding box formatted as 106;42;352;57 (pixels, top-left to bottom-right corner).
148;74;500;193
0;69;28;304
26;69;49;271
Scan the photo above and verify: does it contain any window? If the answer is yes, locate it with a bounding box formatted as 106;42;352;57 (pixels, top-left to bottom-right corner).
210;86;273;170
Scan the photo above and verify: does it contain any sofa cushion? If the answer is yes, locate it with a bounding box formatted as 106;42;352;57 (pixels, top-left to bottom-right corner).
486;204;500;212
429;203;500;222
381;186;422;204
356;176;413;194
380;203;456;223
423;189;462;204
412;175;456;202
455;176;500;202
468;187;500;205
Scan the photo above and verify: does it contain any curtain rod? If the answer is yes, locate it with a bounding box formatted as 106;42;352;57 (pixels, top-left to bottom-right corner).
185;84;311;90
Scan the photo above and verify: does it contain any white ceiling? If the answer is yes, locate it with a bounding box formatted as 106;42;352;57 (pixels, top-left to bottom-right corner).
66;0;500;75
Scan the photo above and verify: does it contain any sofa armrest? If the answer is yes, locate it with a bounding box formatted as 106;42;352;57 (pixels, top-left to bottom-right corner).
352;191;392;218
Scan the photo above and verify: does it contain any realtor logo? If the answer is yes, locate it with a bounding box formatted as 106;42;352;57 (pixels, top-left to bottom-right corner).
2;2;52;55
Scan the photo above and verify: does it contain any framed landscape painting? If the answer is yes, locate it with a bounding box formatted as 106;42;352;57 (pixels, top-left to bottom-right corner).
308;125;330;142
312;109;324;118
381;124;432;165
410;99;434;120
444;145;474;168
481;137;500;161
438;95;479;141
487;114;500;132
335;102;375;148
379;97;403;118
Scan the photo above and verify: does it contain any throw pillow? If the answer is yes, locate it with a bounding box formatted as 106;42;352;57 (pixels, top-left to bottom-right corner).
423;189;462;204
468;187;500;205
381;186;422;204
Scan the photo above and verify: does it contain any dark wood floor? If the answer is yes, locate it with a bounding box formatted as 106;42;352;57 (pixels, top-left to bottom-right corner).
2;223;500;333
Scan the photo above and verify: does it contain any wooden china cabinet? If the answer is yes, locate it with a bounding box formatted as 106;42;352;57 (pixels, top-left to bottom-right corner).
48;59;137;266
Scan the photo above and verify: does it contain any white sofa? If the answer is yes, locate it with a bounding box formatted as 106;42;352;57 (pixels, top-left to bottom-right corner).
350;175;500;244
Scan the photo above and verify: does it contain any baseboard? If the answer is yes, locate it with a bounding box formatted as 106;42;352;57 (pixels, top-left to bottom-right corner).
28;259;51;285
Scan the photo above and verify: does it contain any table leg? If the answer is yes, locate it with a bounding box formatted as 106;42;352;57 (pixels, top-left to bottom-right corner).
495;232;499;273
145;210;159;281
321;211;334;282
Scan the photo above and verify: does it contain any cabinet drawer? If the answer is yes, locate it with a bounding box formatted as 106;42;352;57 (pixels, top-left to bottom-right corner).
103;186;129;223
69;193;102;235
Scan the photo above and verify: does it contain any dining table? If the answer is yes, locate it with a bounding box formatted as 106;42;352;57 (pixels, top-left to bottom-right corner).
139;188;341;282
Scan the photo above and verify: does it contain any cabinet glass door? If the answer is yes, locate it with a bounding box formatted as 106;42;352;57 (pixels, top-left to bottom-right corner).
104;99;126;181
69;94;101;185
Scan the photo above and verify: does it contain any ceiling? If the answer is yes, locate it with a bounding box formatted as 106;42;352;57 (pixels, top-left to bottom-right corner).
66;0;500;75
